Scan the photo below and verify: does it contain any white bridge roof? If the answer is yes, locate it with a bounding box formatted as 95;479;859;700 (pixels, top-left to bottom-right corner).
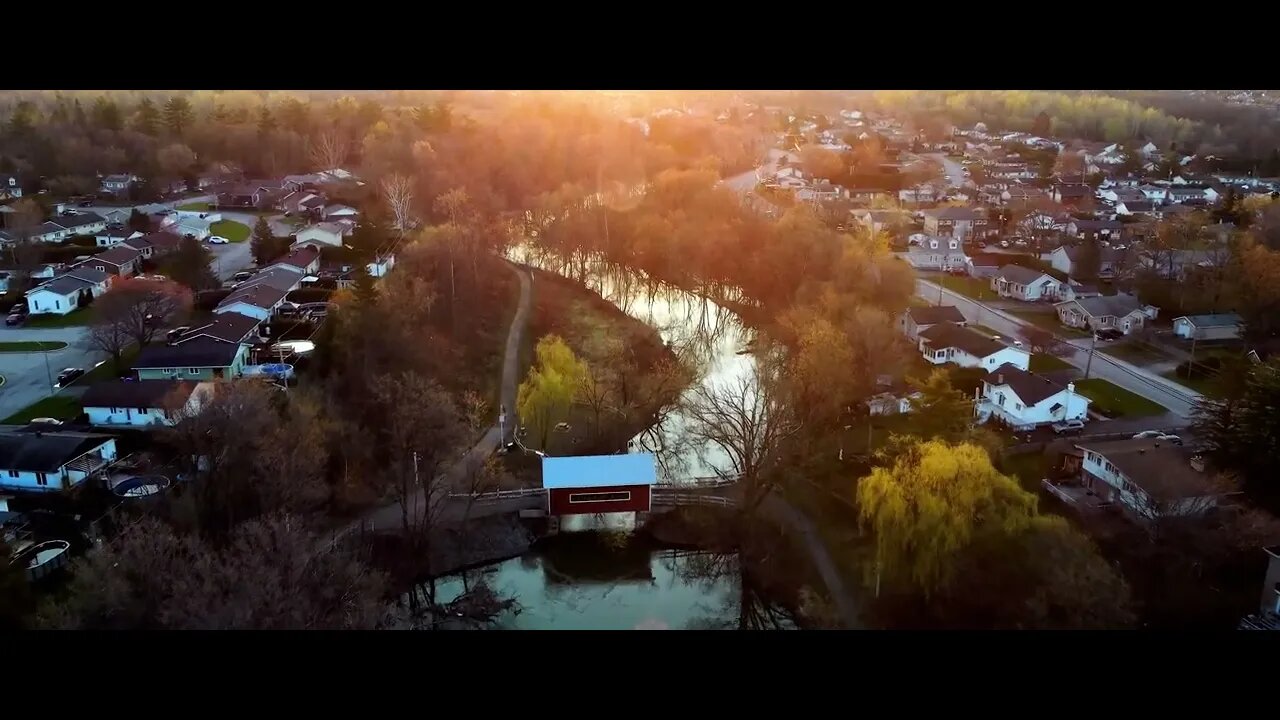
541;453;658;490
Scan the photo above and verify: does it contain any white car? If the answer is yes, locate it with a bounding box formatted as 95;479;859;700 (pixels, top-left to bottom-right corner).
207;236;230;244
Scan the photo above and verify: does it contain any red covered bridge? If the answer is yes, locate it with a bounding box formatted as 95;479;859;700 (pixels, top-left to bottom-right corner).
541;453;658;516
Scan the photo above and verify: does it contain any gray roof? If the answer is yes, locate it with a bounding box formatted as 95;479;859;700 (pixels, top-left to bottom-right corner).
220;283;288;311
88;245;141;267
30;275;94;297
985;363;1068;406
175;311;261;344
1120;200;1156;212
995;264;1054;285
1067;294;1144;319
924;207;983;221
0;431;115;473
919;322;1005;358
133;337;243;370
1175;313;1241;328
906;305;966;326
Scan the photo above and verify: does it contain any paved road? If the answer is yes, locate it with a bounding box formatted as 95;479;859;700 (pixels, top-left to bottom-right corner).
342;260;533;537
925;152;967;189
914;278;1199;421
0;327;106;420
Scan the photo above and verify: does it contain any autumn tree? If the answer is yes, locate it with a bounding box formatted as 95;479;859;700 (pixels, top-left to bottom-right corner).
1031;110;1052;137
904;370;974;443
380;173;415;234
91;277;193;350
156;143;196;184
517;334;586;451
40;515;387;630
800;146;844;180
3;198;44;289
310;130;347;169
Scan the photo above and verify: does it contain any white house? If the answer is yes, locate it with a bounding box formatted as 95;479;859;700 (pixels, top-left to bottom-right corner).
1076;438;1223;521
917;322;1030;371
264;246;321;276
1172;313;1242;341
293;222;347;248
865;391;922;417
52;212;107;237
175;216;213;240
990;264;1064;302
900;305;967;341
899;236;967;270
81;380;214;427
100;174;137;194
976;363;1090;431
1048;245;1122;280
0;431;119;493
25;268;112;315
0;173;22;199
367;253;396;278
1055;294;1155;335
898;184;937;204
96;225;143;247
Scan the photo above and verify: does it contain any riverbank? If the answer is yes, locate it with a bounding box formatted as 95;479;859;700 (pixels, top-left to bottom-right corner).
514;267;687;462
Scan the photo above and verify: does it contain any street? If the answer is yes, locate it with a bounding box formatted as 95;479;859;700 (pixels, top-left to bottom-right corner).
925;152;967;189
0;326;105;420
914;278;1199;422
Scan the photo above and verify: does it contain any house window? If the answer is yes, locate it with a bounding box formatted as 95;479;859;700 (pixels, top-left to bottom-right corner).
162;368;176;375
188;368;200;374
1015;403;1023;411
934;351;944;359
1105;461;1116;474
997;393;1006;407
137;407;148;415
36;472;49;486
96;265;105;272
109;407;119;414
6;470;17;478
55;300;61;310
567;490;631;504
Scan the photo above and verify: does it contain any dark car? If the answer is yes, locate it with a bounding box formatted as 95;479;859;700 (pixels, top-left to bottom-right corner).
5;314;25;327
10;302;27;315
79;200;94;207
1095;329;1124;342
56;368;84;386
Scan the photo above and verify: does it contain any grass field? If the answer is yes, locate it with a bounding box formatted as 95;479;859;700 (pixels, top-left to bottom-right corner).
1073;378;1169;418
177;201;212;211
1102;341;1174;366
210;219;251;243
1030;353;1074;373
934;274;998;301
24;307;92;328
1162;370;1222;398
2;394;82;424
0;341;68;352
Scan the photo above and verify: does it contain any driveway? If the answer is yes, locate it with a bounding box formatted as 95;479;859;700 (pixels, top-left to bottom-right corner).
0;326;106;420
914;278;1200;420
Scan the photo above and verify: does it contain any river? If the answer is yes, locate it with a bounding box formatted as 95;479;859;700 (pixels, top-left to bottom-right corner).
413;246;787;630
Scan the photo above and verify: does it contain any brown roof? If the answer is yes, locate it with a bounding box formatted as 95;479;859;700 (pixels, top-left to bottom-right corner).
90;245;142;267
220;284;288;311
919;322;1005;358
906;305;966;326
1076;437;1220;501
128;231;182;252
81;380;196;410
174;311;261;345
985;363;1069;406
273;245;320;271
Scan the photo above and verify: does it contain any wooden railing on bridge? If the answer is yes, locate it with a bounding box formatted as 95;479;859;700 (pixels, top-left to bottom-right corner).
651;489;738;509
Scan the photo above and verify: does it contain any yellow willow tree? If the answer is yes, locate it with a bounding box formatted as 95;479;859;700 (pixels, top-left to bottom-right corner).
516;335;586;451
856;439;1037;596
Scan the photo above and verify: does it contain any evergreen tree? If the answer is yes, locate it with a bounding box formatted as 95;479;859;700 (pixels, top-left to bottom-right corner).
249;217;279;265
91;95;122;131
161;234;219;291
163;96;193;136
1031;110;1051;137
134;98;160;135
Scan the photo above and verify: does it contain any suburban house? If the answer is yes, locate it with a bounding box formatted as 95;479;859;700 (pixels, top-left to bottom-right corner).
1048;245;1122;280
1137;184;1168;203
796;181;847;203
133;312;262;381
900;305;967;341
976;363;1090;431
900;237;967;271
81;380;214;427
265;245;321;276
1172;313;1242;341
17;221;74;244
100;174;137;194
1116;200;1157;216
1065;218;1124;241
1055;293;1155;334
73;245;141;278
366;252;396;278
917;322;1030;371
1098;187;1146;205
965;253;1005;279
24;268;112;315
293;222;348;248
898;184;936;204
1002;186;1045;205
0;173;22;199
865;391;922;417
0;430;119;493
95;224;143;247
1166;186;1217;204
1074;438;1225;522
123;230;183;260
52;212;107;237
1050;183;1091;206
215;268;300;320
278;190;328;217
845;188;891;205
990;264;1064;302
174;216;213;240
922;207;986;241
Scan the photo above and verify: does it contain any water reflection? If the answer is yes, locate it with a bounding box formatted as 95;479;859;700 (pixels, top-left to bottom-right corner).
510;244;758;482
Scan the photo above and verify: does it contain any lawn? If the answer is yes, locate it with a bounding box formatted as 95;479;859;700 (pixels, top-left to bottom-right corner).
210;219;251;242
1029;353;1073;373
1073;378;1169;418
1161;370;1223;398
1102;341;1174;366
968;324;1001;337
0;341;68;352
70;347;140;387
933;274;998;301
24;307;93;328
1010;310;1091;338
2;394;82;424
177;201;212;212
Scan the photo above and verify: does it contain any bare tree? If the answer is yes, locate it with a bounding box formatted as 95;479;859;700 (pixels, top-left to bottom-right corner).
380;173;415;234
5;199;44;289
93;277;193;348
683;361;800;510
88;317;133;372
309;130;348;170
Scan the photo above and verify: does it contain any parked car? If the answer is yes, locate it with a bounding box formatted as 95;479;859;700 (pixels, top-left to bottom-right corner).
1052;419;1085;435
5;314;25;327
29;418;64;426
207;236;230;244
56;367;84;386
79;200;94;207
9;302;27;315
999;240;1010;248
1095;329;1124;341
232;271;255;282
1132;430;1163;439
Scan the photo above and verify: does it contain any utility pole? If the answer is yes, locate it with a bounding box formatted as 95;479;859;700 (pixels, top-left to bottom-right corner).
1084;330;1097;379
413;451;420;488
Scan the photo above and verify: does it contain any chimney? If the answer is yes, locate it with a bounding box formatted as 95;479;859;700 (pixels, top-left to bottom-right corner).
997;374;1004;385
